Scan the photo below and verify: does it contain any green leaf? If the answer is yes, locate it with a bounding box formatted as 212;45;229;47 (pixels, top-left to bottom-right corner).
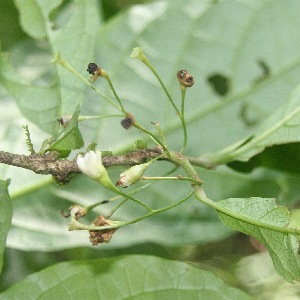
40;106;84;156
14;0;63;39
0;180;12;273
217;197;300;283
204;83;300;164
0;255;251;299
0;0;101;133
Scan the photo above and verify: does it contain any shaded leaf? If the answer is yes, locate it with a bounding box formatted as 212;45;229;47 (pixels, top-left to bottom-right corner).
0;0;101;133
14;0;63;39
0;255;251;299
217;197;300;282
0;180;12;273
205;83;300;164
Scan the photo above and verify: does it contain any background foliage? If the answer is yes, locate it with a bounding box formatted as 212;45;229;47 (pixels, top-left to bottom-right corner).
0;0;300;298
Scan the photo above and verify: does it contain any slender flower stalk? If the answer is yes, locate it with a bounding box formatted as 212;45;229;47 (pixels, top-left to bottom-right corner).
87;63;127;114
52;53;122;112
141;175;202;185
133;121;170;158
177;70;194;153
68;191;193;232
77;150;153;212
131;47;180;116
179;85;188;152
102;71;127;114
131;47;188;153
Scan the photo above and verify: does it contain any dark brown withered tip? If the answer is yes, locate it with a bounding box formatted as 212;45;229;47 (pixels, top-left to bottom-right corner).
121;113;135;129
177;69;194;87
87;63;98;75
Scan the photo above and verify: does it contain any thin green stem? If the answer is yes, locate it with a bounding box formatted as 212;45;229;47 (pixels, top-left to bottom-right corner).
51;53;122;112
119;190;193;227
141;58;180;116
78;114;124;122
179;85;188;153
138;54;188;154
152;122;167;149
104;74;126;114
114;188;153;213
86;183;151;215
141;176;202;185
106;198;128;219
70;191;193;231
133;121;170;158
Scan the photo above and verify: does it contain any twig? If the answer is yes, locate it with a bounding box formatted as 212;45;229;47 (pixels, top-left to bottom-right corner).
0;148;164;184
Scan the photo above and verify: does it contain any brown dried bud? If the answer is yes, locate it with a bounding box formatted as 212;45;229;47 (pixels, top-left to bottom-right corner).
89;215;117;245
87;63;98;75
87;63;103;81
121;113;135;129
177;69;194;87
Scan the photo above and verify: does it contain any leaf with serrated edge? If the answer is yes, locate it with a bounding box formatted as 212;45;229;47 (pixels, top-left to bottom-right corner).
217;197;300;282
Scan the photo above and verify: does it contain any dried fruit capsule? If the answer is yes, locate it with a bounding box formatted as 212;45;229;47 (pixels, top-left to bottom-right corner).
177;69;194;87
121;113;135;129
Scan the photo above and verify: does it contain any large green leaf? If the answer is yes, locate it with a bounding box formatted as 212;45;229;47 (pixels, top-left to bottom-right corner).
85;0;300;156
0;0;101;133
14;0;63;39
203;83;300;164
217;197;300;282
0;180;12;273
0;255;251;299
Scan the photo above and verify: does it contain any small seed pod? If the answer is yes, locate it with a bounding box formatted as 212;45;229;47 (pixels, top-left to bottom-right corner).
121;113;135;129
87;63;103;81
177;69;194;87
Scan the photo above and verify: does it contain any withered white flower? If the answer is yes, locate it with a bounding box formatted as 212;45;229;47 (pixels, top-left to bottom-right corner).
77;150;105;180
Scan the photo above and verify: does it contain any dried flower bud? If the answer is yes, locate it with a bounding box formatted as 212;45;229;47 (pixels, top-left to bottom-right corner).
87;63;104;81
177;69;194;87
121;113;135;129
61;205;87;220
87;63;98;75
89;215;117;245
